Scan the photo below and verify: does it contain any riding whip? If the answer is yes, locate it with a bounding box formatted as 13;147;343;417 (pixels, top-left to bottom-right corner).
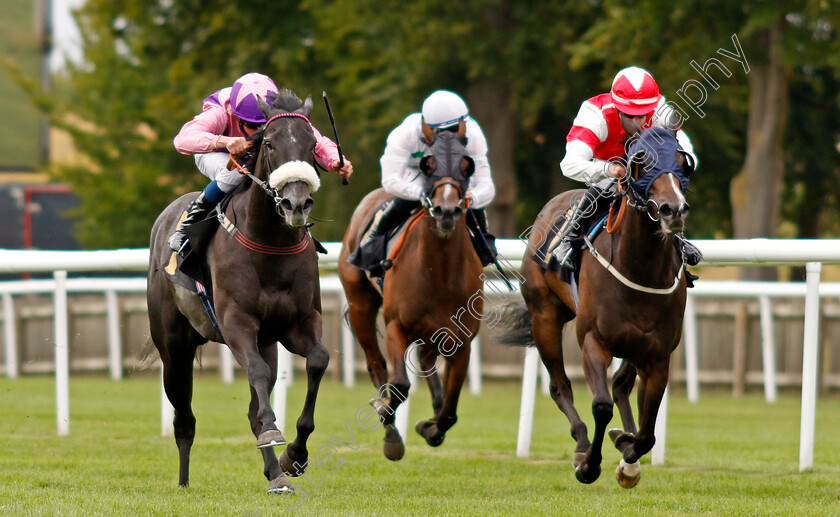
322;91;349;185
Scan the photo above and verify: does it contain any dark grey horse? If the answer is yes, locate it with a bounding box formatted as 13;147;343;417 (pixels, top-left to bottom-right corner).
147;90;328;493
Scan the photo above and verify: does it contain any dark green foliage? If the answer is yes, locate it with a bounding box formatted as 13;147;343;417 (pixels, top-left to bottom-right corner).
13;0;840;246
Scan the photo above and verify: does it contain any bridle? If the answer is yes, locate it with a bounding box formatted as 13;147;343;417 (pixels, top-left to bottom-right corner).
219;111;315;255
421;178;469;216
228;112;314;216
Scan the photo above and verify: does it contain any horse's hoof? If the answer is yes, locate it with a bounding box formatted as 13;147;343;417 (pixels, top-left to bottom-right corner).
415;420;444;447
383;424;405;461
257;429;286;449
279;448;307;477
267;475;294;494
608;428;634;452
572;452;586;468
574;462;601;484
615;459;641;489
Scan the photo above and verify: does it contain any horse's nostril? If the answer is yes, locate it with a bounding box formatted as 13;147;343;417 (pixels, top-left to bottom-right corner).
680;204;690;217
303;198;313;211
433;206;443;218
660;205;673;218
280;199;293;212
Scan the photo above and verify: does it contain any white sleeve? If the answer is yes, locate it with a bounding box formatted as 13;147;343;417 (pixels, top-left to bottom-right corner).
675;130;698;169
465;119;495;209
560;140;613;184
380;115;426;200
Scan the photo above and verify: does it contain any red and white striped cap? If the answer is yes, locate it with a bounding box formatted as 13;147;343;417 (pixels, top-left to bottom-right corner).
610;66;661;116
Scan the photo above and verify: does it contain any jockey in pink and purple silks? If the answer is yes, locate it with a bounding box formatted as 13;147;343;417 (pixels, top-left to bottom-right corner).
168;72;353;253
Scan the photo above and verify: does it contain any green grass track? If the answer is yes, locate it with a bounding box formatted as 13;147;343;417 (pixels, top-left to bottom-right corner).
1;373;839;516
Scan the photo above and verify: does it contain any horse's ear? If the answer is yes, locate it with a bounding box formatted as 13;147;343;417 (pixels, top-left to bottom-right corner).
628;151;646;179
421;119;435;145
300;94;313;118
677;151;695;176
665;110;682;138
456;119;466;138
258;96;274;120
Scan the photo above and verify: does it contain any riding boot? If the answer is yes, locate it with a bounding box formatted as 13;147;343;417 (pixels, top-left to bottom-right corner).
548;184;612;272
168;190;218;254
675;233;703;266
348;197;418;277
467;208;498;266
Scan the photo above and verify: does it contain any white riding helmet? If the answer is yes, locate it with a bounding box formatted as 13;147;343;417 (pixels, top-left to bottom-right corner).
422;90;469;128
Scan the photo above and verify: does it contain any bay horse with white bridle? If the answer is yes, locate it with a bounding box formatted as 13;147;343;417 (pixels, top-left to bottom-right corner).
338;131;483;460
147;90;330;493
502;126;694;487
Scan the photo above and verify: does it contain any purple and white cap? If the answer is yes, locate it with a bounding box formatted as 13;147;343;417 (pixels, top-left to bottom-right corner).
230;73;279;124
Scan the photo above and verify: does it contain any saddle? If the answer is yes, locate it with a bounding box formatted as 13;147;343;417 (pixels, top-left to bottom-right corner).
349;199;498;281
532;209;610;284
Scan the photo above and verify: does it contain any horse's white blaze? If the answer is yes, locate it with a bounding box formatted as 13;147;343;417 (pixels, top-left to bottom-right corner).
670;175;686;208
443;184;453;200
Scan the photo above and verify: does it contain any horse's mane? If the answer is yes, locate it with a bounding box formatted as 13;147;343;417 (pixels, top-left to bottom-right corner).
270;88;304;112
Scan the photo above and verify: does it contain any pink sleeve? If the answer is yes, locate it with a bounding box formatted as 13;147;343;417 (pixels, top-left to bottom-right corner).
173;104;229;155
311;125;340;168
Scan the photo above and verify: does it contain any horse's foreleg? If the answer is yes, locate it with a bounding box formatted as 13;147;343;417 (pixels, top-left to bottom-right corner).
415;347;468;448
223;315;282;447
623;358;669;463
278;313;329;477
248;343;292;492
371;320;411;461
611;361;638;436
576;332;614;484
531;308;589;465
609;358;669;489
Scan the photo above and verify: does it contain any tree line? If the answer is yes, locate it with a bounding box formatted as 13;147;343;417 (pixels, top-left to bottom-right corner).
25;0;840;278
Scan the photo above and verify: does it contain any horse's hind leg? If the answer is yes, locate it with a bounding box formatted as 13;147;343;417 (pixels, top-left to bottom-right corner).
418;345;443;414
415;346;468;447
530;301;590;467
149;295;202;487
277;312;329;477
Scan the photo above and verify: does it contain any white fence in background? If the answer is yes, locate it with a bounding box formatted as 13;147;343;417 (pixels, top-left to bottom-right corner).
1;238;839;472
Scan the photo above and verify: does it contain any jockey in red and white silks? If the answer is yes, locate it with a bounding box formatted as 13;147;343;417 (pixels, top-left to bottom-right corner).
550;66;701;272
561;67;697;186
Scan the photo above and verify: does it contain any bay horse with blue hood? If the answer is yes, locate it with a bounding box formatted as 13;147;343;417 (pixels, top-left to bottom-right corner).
147;89;331;494
338;131;483;460
500;125;695;488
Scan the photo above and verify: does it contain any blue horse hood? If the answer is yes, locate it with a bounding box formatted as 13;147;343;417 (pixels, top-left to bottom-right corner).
627;126;691;198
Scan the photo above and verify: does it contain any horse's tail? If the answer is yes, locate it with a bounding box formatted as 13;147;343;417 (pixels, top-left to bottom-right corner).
493;301;535;347
136;336;160;370
343;304;384;339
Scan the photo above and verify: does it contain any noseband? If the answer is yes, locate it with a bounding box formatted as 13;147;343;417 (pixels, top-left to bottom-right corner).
421;178;467;214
